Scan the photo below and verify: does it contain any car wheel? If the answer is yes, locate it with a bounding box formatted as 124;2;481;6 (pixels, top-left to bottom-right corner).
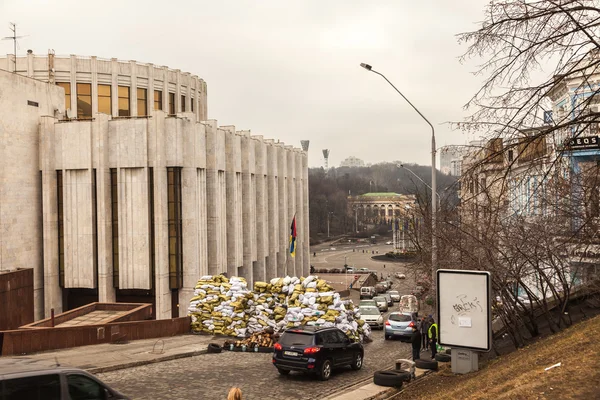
318;359;332;381
277;368;290;375
351;352;363;370
373;370;404;387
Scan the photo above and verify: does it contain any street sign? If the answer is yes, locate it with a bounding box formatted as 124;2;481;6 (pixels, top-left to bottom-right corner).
566;135;599;149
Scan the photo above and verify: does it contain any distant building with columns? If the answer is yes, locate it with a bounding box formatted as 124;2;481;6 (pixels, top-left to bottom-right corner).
0;53;309;320
347;192;416;229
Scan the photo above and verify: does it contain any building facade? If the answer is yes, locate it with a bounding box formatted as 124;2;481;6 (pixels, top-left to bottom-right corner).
340;156;365;168
0;54;309;321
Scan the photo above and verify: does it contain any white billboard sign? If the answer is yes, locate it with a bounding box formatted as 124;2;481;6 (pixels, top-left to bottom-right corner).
437;269;492;352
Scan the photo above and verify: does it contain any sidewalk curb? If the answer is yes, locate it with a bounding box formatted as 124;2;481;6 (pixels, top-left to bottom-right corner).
366;369;434;400
87;349;208;374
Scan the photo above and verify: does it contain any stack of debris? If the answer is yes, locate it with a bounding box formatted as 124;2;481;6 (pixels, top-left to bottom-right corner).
189;275;371;342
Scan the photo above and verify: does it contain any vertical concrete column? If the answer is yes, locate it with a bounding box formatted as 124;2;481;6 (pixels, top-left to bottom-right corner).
240;131;256;285
277;144;287;277
130;61;138;117
147;64;155;116
266;141;278;279
286;146;296;276
302;151;310;276
205;120;227;275
91;56;99;116
183;73;191;113
111;58;119;118
175;70;181;113
253;137;267;282
151;113;171;319
223;126;242;278
295;150;303;276
40;116;62;318
70;55;78;116
180;119;207;308
162;67;169;114
93;114;115;302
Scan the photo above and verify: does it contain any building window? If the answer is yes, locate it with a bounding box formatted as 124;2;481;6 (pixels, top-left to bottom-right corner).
76;83;92;119
169;92;175;115
118;86;130;117
191;97;194;113
110;169;119;288
181;95;186;112
137;88;148;116
508;150;514;162
154;90;162;111
57;170;64;288
98;84;111;115
167;167;183;289
56;82;71;111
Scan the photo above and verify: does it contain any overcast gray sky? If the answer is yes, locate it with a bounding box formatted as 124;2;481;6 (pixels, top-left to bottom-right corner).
1;0;488;167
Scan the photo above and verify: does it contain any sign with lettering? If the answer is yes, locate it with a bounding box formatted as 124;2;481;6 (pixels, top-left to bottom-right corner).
437;269;492;352
567;135;599;149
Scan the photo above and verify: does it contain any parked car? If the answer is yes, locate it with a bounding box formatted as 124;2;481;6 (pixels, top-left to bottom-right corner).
346;267;355;273
358;268;370;272
373;296;388;312
272;326;364;381
395;272;406;279
383;293;394;307
358;306;383;329
360;286;375;299
388;290;400;302
0;365;130;400
384;312;417;341
359;299;377;308
385;241;392;245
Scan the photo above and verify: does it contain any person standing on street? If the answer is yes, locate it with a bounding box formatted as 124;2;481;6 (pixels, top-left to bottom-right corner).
411;325;421;361
421;317;430;351
428;316;438;359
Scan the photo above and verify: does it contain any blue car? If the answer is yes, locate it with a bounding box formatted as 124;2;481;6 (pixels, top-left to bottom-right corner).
384;312;417;341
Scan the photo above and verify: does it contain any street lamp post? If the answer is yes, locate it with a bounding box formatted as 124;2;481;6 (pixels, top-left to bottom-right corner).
360;63;438;311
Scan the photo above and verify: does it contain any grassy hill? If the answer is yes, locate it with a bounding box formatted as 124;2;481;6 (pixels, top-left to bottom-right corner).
394;314;600;399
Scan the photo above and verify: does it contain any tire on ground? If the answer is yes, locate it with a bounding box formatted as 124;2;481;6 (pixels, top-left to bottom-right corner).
435;353;451;362
207;343;222;354
373;370;405;387
393;370;412;382
415;358;438;370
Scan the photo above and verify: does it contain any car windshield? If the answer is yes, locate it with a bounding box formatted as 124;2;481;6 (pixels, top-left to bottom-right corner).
278;332;314;346
374;297;385;302
389;313;412;322
389;291;399;295
360;307;380;315
360;300;376;306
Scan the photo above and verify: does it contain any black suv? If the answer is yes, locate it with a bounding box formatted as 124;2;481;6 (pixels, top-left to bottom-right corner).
272;326;364;381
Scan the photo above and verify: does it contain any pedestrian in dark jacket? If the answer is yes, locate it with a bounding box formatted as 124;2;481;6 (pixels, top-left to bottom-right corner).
421;317;430;351
411;326;421;361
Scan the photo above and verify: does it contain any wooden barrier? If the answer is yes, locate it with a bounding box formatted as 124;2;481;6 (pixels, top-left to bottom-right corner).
1;317;191;356
0;269;34;330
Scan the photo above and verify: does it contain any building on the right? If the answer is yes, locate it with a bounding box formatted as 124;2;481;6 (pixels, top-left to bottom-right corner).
440;146;468;176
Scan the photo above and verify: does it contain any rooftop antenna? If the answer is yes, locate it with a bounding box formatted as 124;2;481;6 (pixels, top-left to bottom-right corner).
2;23;27;73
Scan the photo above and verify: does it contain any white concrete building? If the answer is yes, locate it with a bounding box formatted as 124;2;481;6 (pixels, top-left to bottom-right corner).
0;54;309;321
340;156;365;168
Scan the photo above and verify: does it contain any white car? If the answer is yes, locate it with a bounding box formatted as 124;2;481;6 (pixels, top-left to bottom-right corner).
385;241;392;245
389;290;401;302
395;272;406;279
359;306;384;329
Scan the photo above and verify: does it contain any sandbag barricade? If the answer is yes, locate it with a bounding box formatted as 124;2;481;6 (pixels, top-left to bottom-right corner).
189;275;371;342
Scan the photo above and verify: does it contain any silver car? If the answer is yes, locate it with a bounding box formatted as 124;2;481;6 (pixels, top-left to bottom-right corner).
388;290;400;302
384;312;416;341
373;296;388;312
358;306;384;329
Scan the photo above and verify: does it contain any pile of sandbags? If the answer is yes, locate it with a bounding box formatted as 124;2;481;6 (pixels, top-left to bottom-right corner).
189;274;371;342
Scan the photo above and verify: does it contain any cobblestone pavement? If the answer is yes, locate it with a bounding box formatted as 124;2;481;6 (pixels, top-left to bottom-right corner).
98;327;412;400
98;248;421;400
